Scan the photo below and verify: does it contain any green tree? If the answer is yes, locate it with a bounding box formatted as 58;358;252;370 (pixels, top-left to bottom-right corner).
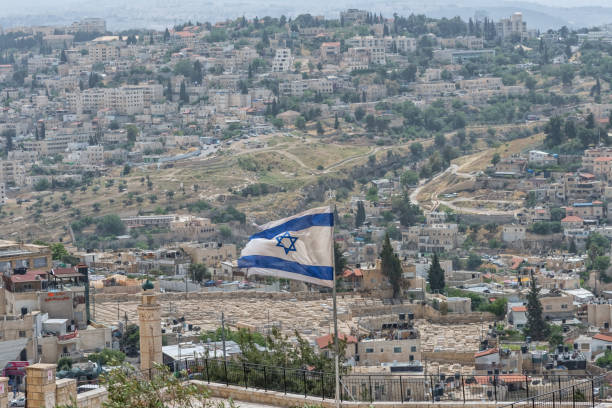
189;263;210;283
569;239;577;254
87;349;126;365
380;233;402;298
100;363;209;408
126;125;138;144
491;153;501;166
355;200;366;228
334;242;347;289
427;253;445;292
316;121;324;135
295;116;306;130
525;274;550;341
96;214;126;236
400;170;418;187
179;81;188;103
467;253;482;270
334;113;340;130
57;357;72;371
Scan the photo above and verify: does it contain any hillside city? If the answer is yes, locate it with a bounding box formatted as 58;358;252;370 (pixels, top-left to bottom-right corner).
0;7;612;408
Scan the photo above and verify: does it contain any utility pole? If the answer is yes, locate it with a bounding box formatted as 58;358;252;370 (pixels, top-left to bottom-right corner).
117;300;120;322
221;312;226;361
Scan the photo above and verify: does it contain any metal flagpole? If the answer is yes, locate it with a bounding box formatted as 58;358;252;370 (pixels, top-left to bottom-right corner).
329;198;340;408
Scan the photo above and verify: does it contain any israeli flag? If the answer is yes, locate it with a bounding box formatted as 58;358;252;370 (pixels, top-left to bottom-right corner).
238;206;334;287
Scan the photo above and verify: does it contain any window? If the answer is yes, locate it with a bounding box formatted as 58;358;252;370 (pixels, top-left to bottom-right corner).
393;347;402;353
411;346;417;352
561;304;567;309
365;348;374;353
19;331;26;338
545;305;552;310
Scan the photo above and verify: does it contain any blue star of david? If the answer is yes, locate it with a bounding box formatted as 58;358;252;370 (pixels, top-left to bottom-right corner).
276;232;298;255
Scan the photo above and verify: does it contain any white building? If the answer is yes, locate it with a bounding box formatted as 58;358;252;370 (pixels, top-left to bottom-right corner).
272;48;293;72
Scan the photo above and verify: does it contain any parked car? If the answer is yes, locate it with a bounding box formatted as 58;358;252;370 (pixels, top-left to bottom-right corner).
10;397;25;407
204;280;216;287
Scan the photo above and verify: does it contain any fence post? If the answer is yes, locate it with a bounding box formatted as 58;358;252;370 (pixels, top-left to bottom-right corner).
205;358;209;383
526;376;529;398
462;375;465;404
552;389;556;408
263;366;267;392
243;362;248;389
320;371;324;400
303;370;307;398
369;375;373;403
340;375;343;402
430;375;435;403
399;376;404;403
224;359;228;386
558;375;561;391
572;385;576;408
494;375;497;403
283;368;287;394
592;377;596;408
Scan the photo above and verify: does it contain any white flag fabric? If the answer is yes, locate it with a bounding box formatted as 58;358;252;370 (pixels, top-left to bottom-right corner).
238;206;334;287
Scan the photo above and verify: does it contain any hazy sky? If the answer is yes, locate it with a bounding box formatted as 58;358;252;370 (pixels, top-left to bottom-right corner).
2;0;612;30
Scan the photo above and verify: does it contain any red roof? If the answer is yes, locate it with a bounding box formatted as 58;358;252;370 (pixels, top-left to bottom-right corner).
343;268;363;278
316;333;357;349
474;348;498;358
594;333;612;343
511;306;527;312
51;267;76;275
561;216;583;223
510;257;524;270
9;270;47;283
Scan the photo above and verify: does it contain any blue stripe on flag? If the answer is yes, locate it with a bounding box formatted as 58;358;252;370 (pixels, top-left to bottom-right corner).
238;255;333;281
249;213;334;240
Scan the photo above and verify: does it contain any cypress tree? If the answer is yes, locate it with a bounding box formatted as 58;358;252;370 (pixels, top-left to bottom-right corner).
427;253;445;292
380;233;402;298
355;201;366;228
525;273;550;341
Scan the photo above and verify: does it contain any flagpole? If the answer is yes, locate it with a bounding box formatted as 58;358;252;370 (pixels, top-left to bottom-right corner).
330;201;340;408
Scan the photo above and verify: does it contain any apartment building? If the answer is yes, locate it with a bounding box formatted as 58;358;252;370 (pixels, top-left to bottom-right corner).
582;147;612;171
272;48;293;72
540;293;575;320
457;77;503;90
346;39;386;65
179;242;237;268
563;173;602;201
0;159;27;186
88;43;120;62
69;18;106;33
496;13;533;41
528;150;558;166
403;223;460;253
340;9;368;24
413;82;456;97
0;241;52;274
356;328;421;366
66;84;163;114
564;201;605;221
279;78;334;96
432;49;495;63
0;183;5;205
320;42;341;63
439;35;484;49
211;91;251;110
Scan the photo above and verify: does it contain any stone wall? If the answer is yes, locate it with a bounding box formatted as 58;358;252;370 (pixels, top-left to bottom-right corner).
422;351;475;365
199;380;511;408
76;387;108;408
